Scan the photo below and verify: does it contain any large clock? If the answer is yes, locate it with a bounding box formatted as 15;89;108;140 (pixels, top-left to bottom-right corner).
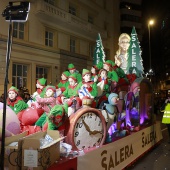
65;107;107;150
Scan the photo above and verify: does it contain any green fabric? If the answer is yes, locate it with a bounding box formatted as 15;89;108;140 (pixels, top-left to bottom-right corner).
108;71;119;82
76;72;82;83
13;100;28;114
68;63;75;70
57;81;69;89
82;69;90;77
78;82;98;98
63;71;70;77
35;113;46;127
37;78;46;86
62;85;79;98
8;86;18;94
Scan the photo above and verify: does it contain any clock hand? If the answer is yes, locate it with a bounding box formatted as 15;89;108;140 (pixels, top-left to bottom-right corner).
90;130;103;135
82;119;91;133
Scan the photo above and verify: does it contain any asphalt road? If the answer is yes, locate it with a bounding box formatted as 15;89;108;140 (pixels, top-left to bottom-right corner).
125;113;170;170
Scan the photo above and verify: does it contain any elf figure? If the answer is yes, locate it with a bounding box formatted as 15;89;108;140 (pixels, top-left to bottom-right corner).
7;86;28;114
78;69;98;107
103;60;119;83
60;73;82;116
34;85;57;128
68;63;82;83
56;71;70;97
42;103;68;131
27;77;47;107
91;61;103;82
97;69;110;106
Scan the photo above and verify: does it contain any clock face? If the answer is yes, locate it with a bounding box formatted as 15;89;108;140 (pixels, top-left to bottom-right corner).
73;111;105;150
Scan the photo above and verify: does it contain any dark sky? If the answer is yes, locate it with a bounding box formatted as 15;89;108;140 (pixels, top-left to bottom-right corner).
141;0;170;72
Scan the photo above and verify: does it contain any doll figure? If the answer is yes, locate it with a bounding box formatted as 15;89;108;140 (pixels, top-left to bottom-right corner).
91;61;103;82
115;33;130;74
60;73;82;116
56;71;70;97
34;85;56;128
7;86;28;114
67;63;82;83
27;78;46;107
42;103;68;131
78;69;98;100
103;60;119;83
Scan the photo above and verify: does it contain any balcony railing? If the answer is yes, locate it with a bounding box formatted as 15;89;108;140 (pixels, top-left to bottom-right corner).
35;1;107;39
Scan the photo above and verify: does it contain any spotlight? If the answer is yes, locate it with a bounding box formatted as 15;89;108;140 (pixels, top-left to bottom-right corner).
2;1;30;22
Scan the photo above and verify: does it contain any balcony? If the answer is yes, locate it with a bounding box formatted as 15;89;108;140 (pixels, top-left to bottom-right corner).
34;1;107;39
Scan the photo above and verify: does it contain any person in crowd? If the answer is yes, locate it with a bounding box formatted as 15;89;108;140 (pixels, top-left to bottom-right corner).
0;93;4;103
161;94;170;143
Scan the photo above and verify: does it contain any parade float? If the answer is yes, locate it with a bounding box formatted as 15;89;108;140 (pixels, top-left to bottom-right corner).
0;25;163;170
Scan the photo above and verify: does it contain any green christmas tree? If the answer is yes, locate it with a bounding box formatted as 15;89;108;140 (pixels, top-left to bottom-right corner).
93;33;106;65
127;27;144;77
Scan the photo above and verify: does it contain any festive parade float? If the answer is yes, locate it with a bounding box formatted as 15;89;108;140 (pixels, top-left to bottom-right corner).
0;26;163;170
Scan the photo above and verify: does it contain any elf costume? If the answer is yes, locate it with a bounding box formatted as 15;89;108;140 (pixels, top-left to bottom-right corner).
42;103;68;131
103;60;119;83
32;77;47;99
68;63;82;83
35;85;56;127
56;71;70;94
7;86;28;114
61;73;79;98
91;61;103;82
78;69;98;106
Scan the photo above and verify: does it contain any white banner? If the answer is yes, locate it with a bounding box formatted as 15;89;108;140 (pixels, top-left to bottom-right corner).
77;121;162;170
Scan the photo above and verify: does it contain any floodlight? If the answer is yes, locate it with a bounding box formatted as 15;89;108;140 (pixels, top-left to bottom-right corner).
2;1;30;22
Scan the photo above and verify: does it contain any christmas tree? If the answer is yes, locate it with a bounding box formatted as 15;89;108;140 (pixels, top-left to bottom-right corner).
127;27;144;77
93;33;106;65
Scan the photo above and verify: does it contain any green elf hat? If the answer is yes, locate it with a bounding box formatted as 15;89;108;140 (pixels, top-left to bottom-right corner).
104;60;112;67
69;73;77;82
48;103;68;128
62;71;70;78
96;61;103;70
8;86;19;94
37;78;46;86
82;69;91;77
45;85;56;92
68;63;75;70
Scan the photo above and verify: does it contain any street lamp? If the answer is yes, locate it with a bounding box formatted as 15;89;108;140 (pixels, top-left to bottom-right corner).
148;19;154;75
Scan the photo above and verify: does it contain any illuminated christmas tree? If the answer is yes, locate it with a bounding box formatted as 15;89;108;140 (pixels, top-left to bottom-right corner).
93;33;106;65
127;27;144;77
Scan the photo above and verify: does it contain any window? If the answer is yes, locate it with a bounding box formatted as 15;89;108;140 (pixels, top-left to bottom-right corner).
12;63;28;89
88;15;94;24
13;22;25;39
70;38;76;53
44;0;55;5
69;4;76;16
45;31;53;47
36;66;48;80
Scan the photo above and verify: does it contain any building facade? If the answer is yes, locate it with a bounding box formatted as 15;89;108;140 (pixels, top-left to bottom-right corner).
0;0;120;94
119;0;142;40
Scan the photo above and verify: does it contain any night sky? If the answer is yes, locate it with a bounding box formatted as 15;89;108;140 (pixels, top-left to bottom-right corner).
141;0;170;73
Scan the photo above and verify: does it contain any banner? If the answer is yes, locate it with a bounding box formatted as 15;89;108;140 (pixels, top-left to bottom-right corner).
77;121;162;170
